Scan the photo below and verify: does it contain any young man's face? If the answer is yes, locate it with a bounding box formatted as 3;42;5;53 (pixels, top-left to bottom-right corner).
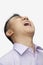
9;16;35;36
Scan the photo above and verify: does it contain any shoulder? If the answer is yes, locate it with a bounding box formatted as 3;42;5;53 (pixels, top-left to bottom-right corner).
36;45;43;56
0;49;19;65
0;50;13;65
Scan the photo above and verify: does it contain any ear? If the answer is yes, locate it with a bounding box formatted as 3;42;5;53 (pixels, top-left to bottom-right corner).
6;29;14;37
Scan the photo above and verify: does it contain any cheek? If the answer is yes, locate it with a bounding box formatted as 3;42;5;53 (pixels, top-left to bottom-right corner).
12;22;23;32
31;22;35;28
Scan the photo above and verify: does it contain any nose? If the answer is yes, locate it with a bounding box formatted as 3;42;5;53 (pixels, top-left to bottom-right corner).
22;16;28;20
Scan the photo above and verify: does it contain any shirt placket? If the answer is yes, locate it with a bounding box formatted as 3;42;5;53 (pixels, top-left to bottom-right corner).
28;48;38;65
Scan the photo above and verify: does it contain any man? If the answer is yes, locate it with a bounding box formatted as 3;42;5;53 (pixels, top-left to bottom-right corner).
0;14;43;65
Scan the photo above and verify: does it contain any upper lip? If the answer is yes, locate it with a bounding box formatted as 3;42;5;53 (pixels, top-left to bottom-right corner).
24;20;31;26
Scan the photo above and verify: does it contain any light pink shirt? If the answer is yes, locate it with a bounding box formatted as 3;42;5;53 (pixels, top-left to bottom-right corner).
0;43;43;65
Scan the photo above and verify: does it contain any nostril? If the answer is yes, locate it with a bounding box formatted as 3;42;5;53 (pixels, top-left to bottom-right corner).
23;18;26;20
24;18;26;20
24;18;28;20
27;18;29;20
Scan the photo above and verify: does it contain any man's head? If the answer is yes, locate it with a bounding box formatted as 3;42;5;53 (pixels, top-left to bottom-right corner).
4;14;35;44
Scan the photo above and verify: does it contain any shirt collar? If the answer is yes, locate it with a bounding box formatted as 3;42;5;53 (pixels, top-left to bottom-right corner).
13;43;43;55
35;44;43;52
13;43;28;55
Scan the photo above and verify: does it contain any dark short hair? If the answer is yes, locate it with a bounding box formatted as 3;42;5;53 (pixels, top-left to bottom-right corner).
4;14;20;44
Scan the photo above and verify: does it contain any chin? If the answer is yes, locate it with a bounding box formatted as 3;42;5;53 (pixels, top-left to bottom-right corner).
26;28;35;32
24;26;35;35
27;31;35;37
26;28;35;34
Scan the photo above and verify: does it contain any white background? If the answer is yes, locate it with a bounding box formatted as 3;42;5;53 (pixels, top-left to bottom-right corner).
0;0;43;57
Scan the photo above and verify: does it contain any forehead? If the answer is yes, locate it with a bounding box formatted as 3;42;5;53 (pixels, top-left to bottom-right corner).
10;16;22;22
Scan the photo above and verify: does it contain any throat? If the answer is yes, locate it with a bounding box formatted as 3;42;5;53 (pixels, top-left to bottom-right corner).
12;35;35;52
14;35;33;48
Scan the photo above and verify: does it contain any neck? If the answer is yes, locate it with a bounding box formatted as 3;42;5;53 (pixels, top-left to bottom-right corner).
12;35;35;52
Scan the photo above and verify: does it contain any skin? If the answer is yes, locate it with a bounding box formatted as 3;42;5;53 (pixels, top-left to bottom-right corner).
6;16;35;52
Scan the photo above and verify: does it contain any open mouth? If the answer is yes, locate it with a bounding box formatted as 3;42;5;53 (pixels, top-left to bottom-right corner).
24;22;31;26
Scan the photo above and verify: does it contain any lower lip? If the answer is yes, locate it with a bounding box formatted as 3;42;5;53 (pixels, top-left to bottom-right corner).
24;25;31;27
